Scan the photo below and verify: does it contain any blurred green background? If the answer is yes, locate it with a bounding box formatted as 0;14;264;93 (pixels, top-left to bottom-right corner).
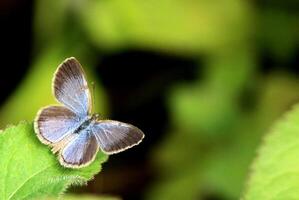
0;0;298;199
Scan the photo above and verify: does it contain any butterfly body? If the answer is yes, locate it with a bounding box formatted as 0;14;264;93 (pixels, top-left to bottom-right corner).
34;57;144;168
73;114;97;134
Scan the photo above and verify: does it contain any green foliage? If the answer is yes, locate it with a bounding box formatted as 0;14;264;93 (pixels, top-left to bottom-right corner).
169;50;255;136
147;73;299;200
243;104;299;199
77;0;252;53
257;9;299;60
0;0;297;199
0;122;108;200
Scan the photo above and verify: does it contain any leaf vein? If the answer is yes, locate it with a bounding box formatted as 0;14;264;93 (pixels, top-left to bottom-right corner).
7;165;52;200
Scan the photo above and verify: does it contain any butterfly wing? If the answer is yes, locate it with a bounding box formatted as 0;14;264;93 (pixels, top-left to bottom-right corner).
34;106;80;147
53;57;92;115
91;120;144;154
59;130;99;168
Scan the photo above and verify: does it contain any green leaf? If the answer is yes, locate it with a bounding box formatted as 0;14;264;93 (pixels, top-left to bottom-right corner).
243;104;299;199
0;122;108;200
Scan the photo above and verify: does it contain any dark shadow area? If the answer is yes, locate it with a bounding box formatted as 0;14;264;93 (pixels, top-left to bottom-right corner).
0;0;33;104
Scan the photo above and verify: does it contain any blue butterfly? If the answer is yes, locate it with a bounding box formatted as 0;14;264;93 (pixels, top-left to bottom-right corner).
34;57;144;168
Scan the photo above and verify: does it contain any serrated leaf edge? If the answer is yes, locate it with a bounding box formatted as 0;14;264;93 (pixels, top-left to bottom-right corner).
241;104;299;199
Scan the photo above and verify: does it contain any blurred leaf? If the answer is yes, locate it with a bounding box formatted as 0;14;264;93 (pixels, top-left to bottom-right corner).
255;73;299;126
169;50;255;137
148;72;299;199
257;9;298;60
201;73;299;198
78;0;253;53
243;104;299;199
150;129;203;177
0;122;108;200
146;166;201;200
34;0;70;50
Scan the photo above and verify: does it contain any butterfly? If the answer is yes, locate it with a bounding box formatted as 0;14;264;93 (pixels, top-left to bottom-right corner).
34;57;144;168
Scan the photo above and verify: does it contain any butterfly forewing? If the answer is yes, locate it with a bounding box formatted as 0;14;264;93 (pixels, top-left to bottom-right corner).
59;130;99;168
35;106;80;145
91;120;144;154
53;57;92;115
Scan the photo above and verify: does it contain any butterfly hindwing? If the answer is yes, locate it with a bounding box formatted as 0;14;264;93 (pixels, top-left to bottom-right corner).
59;130;99;168
91;120;144;154
53;57;92;115
34;105;80;145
